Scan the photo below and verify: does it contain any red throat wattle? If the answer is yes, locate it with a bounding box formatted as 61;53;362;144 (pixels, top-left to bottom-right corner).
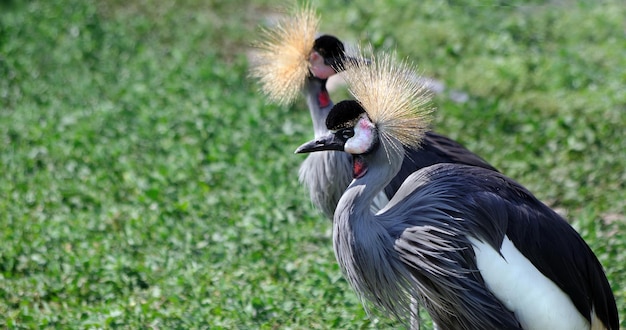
317;90;330;108
352;156;368;179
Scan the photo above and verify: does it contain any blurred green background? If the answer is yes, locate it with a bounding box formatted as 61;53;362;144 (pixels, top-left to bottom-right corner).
1;0;624;328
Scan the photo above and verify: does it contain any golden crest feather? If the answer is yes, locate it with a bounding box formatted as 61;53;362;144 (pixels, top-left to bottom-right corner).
249;4;319;105
342;50;434;152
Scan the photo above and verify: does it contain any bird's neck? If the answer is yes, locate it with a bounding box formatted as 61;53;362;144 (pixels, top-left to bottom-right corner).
336;141;404;222
303;77;334;138
332;141;411;314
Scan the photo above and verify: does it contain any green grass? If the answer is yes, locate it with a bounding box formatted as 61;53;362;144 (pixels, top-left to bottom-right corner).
0;0;624;328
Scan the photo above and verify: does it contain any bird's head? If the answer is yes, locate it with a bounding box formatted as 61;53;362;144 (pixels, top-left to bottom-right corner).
295;100;377;154
295;100;378;178
296;51;434;178
309;35;346;80
249;3;354;105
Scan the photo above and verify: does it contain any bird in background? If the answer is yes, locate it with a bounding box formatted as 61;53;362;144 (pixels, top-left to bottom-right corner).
295;51;619;329
249;4;497;221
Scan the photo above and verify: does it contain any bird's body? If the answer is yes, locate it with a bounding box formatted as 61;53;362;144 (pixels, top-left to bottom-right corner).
296;52;619;329
333;146;523;329
344;159;616;329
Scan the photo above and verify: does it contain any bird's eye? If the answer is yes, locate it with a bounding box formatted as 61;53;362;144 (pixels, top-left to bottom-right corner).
341;128;354;140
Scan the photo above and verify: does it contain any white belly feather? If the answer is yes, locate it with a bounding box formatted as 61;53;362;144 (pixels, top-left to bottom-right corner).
469;236;589;330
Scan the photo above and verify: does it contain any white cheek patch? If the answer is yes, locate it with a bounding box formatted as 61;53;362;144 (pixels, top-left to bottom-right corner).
345;117;376;154
309;51;335;80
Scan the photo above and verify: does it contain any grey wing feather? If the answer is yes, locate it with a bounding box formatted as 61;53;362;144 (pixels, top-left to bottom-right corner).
387;163;618;329
376;169;522;329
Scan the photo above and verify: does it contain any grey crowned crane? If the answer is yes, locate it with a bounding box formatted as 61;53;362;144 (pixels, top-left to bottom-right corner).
249;5;496;220
295;52;619;329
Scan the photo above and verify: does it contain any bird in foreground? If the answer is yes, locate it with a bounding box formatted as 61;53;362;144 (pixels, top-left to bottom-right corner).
295;52;619;329
249;4;497;220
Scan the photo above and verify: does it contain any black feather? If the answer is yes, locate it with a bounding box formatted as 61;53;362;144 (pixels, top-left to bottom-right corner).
326;100;366;130
427;164;619;329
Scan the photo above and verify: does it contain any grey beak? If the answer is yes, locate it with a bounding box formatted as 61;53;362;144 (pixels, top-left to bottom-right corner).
295;133;345;154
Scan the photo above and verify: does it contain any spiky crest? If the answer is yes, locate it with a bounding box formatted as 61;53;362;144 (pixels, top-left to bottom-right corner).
249;3;319;105
342;50;434;157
